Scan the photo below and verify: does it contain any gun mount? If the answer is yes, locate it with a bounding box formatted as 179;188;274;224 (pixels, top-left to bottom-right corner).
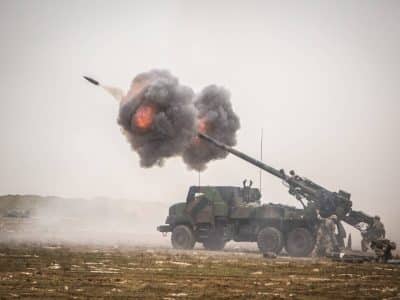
198;133;386;247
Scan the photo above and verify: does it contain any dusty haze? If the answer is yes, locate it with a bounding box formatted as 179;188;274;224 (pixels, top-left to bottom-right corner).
0;1;399;245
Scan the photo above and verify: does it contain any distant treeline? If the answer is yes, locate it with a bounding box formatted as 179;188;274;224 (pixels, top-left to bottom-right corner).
0;195;167;220
0;195;70;212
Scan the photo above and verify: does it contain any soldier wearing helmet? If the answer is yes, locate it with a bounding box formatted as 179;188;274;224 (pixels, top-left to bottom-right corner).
361;215;386;251
314;214;339;257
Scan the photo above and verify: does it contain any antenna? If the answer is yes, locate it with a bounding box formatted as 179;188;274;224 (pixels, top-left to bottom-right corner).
259;128;263;194
198;171;201;188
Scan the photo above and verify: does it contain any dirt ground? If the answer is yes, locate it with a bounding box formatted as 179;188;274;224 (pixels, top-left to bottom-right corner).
0;243;399;299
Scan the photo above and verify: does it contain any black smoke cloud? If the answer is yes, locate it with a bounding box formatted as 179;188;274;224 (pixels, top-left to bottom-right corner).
117;70;240;170
118;70;196;167
182;85;240;171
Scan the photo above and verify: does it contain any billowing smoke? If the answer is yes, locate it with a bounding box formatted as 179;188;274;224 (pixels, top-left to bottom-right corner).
117;70;240;170
118;70;196;167
182;85;240;171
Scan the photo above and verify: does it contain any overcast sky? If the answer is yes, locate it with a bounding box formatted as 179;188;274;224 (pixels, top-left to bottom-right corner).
0;1;399;240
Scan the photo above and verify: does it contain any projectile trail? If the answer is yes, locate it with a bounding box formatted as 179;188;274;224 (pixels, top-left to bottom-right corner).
83;75;124;102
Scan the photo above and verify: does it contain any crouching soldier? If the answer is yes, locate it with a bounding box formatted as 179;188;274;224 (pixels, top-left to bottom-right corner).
370;239;396;263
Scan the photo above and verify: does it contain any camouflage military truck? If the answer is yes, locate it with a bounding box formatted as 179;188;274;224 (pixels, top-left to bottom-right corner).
157;183;319;256
197;133;389;252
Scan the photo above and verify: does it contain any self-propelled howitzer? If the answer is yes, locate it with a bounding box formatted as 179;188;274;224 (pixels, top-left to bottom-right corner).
198;133;384;244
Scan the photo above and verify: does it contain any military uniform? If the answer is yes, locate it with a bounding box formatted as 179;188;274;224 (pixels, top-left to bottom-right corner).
371;239;396;263
314;215;338;257
361;216;386;251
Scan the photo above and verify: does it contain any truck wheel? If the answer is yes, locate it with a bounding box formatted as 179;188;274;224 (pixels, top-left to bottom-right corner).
286;228;315;257
203;231;226;251
257;227;283;254
171;225;195;250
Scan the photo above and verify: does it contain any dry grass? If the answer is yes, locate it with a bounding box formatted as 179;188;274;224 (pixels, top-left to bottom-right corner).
0;243;399;299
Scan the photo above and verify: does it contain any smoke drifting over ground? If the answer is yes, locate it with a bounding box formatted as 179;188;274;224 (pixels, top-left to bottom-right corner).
0;195;169;246
117;70;240;171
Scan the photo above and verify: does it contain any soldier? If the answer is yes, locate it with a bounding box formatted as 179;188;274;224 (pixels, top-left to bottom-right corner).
370;239;396;263
361;215;386;251
314;215;338;257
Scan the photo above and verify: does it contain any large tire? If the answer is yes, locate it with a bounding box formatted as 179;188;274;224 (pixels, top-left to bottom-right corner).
203;231;226;251
171;225;195;250
257;227;283;254
286;228;315;257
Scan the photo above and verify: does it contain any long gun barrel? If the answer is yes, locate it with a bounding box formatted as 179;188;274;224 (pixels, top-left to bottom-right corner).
198;133;286;180
198;132;388;250
198;132;351;217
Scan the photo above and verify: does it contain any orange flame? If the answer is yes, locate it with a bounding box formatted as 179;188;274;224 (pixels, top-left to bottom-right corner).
133;105;156;130
192;118;208;145
198;118;207;133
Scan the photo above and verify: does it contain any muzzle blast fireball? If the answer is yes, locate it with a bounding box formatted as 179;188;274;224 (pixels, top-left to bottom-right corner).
83;70;240;171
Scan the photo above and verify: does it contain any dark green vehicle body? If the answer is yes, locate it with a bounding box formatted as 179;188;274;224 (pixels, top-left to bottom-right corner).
157;185;319;256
